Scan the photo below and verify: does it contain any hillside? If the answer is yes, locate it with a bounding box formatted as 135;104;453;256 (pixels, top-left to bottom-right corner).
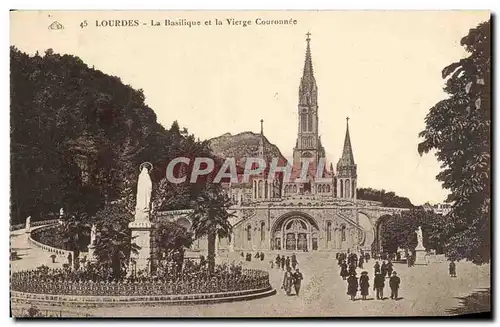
208;132;287;167
10;47;175;224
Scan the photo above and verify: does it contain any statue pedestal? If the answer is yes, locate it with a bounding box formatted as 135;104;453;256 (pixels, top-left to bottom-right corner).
414;244;427;266
87;245;96;263
129;221;153;273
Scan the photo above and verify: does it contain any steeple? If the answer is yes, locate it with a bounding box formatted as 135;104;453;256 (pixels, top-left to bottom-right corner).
293;33;325;168
335;117;357;199
338;117;355;166
299;32;317;106
258;119;265;159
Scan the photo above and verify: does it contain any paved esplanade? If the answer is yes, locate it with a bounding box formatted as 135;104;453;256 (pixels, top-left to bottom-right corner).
10;229;490;317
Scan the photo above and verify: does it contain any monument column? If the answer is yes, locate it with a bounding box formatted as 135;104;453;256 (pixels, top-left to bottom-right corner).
129;162;154;273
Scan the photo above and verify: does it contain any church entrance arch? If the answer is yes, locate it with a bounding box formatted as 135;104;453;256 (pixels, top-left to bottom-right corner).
373;214;392;255
271;212;320;252
357;212;375;250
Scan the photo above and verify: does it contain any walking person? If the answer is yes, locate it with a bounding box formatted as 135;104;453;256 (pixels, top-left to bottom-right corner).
359;271;370;300
275;255;281;270
285;256;291;270
293;268;304;296
449;260;457;277
348;262;356;277
281;256;286;270
282;266;293;296
374;261;381;275
381;260;387;278
389;271;401;300
340;261;349;280
386;260;393;278
347;272;358;301
373;273;385;300
358;255;364;269
291;253;298;269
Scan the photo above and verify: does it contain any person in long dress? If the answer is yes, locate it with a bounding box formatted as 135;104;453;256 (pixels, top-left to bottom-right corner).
374;261;381;275
282;266;293;296
340;261;349;280
373;273;385;300
293;268;304;296
359;271;370;300
347;272;358;301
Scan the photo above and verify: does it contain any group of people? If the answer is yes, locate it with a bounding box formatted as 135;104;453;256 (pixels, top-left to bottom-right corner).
337;251;370;280
281;265;303;296
241;251;265;262
339;250;401;301
274;253;299;270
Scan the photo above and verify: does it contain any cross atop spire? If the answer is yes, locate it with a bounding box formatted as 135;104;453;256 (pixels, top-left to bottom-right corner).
299;33;317;106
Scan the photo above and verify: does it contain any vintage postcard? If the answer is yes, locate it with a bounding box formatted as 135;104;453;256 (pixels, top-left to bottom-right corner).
9;10;491;318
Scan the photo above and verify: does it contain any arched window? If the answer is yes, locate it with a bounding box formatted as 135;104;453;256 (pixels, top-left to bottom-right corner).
301;113;308;132
308;114;313;133
352;179;356;198
247;225;252;241
258;180;263;198
253;180;257;198
327;184;331;193
327;221;332;241
340;180;344;198
293;185;297;193
341;225;346;242
345;179;350;199
260;221;265;241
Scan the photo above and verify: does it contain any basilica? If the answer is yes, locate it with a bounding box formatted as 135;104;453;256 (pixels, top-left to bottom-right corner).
218;35;405;254
155;35;406;257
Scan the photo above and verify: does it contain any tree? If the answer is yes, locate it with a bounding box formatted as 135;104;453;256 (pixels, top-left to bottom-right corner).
418;19;491;264
93;202;139;281
357;188;414;208
155;221;193;273
189;183;234;274
61;211;92;269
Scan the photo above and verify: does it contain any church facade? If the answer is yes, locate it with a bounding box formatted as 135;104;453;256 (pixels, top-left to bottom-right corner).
148;35;407;258
220;35;406;253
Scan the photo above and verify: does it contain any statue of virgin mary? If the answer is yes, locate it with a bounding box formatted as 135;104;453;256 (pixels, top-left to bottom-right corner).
135;163;152;221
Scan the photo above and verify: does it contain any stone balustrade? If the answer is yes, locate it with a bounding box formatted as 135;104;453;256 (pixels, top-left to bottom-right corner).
28;224;73;258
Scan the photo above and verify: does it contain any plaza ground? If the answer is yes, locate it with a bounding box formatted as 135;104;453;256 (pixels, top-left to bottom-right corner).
10;228;490;317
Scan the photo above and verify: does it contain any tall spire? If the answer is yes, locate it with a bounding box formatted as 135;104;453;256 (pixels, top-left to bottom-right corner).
299;32;317;106
339;117;355;166
258;119;265;159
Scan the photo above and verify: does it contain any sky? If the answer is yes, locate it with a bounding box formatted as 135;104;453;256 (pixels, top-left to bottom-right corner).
10;10;490;205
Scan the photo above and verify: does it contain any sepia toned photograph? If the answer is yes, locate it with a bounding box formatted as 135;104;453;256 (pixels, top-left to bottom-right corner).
9;10;491;318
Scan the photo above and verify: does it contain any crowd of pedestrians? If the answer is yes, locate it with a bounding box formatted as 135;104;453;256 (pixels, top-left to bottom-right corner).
338;250;401;301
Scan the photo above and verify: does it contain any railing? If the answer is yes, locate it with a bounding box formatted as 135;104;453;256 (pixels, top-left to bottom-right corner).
10;219;60;232
28;224;73;258
11;269;271;297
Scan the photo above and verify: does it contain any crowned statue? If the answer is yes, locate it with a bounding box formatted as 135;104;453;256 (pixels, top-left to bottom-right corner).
134;163;153;222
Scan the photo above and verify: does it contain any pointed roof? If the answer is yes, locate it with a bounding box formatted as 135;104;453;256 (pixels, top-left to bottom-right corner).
338;117;355;166
299;33;317;106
